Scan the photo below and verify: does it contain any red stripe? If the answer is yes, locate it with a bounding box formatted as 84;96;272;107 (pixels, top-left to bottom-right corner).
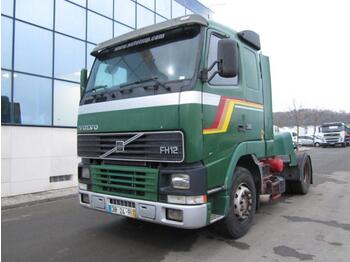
208;96;228;129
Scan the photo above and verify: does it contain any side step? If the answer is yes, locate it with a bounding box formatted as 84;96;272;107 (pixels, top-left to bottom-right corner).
210;213;224;224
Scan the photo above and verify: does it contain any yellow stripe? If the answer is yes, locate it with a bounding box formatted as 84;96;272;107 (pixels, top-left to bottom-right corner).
203;98;264;135
203;100;235;134
233;99;264;109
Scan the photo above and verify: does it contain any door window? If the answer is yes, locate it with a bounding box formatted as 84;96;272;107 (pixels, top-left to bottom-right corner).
208;34;238;86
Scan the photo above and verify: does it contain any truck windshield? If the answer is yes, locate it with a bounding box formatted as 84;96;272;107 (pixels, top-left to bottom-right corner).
85;26;201;95
320;124;345;132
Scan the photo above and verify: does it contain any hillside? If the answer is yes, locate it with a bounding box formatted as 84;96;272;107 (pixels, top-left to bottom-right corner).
273;109;350;127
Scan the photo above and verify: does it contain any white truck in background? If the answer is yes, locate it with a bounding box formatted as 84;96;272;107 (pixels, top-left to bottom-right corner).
318;122;350;147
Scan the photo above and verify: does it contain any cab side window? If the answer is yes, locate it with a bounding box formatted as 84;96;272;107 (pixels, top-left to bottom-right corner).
243;47;259;90
208;34;238;86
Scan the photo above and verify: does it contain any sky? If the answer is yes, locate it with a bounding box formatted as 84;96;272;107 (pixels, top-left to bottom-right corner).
199;0;350;112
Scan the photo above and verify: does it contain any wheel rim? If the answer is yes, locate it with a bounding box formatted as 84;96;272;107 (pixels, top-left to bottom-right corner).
303;160;311;184
233;183;253;221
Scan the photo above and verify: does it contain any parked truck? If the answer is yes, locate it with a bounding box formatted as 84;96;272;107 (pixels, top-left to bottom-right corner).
77;15;313;238
318;122;349;147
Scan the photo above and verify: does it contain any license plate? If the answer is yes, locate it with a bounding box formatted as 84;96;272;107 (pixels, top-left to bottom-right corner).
108;204;136;218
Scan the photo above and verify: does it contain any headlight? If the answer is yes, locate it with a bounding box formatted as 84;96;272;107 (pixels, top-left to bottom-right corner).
171;174;190;190
81;167;91;179
167;195;207;204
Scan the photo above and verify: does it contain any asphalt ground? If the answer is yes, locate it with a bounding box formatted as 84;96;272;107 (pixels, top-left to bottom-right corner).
2;147;350;262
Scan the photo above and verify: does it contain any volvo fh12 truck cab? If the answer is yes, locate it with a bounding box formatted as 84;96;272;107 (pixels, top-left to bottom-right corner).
77;15;312;239
318;122;349;147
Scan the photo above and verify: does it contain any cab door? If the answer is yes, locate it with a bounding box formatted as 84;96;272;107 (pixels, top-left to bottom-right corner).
202;31;264;161
202;30;245;161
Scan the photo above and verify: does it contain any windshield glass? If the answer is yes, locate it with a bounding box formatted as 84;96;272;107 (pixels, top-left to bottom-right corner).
320;124;345;133
85;26;201;94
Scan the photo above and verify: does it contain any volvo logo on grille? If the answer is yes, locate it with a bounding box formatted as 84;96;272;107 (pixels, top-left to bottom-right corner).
115;141;125;152
99;133;144;158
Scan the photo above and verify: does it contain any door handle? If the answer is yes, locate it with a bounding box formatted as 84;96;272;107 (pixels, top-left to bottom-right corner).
238;123;252;132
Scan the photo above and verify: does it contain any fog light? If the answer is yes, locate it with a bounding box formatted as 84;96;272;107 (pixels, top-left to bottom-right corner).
166;208;183;222
81;193;90;204
81;167;90;179
171;174;190;190
79;183;87;190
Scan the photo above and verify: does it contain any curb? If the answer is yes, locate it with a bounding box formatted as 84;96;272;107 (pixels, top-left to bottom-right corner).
2;188;78;211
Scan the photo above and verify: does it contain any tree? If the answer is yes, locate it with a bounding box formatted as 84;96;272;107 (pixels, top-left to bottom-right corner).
291;100;303;149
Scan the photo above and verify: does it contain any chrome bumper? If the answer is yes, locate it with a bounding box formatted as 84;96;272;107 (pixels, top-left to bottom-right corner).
79;190;208;229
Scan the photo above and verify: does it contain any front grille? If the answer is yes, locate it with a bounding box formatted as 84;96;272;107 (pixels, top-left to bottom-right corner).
324;133;340;143
78;131;184;163
91;164;158;201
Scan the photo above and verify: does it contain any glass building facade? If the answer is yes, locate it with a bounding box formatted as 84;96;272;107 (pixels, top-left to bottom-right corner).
1;0;211;127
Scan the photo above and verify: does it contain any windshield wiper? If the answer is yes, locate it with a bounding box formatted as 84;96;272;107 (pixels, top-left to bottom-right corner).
85;85;108;94
119;77;171;92
142;77;171;91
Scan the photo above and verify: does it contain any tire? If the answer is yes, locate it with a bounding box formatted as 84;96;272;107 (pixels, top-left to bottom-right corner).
288;154;312;194
314;142;320;147
216;167;256;239
342;142;346;147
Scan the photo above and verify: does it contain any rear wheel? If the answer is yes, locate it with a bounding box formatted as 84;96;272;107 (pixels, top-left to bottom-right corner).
216;167;256;239
314;142;320;147
287;154;312;194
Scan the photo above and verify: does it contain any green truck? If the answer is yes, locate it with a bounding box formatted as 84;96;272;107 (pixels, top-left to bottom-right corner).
77;15;313;238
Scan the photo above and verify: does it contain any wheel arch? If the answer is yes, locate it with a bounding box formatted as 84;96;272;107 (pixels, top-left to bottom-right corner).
224;142;265;196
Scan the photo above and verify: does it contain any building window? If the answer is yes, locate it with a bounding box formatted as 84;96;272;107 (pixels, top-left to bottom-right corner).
1;71;12;123
87;11;113;44
156;14;166;23
138;0;154;11
54;33;85;82
13;73;52;125
156;0;170;19
1;0;14;16
172;0;185;18
14;21;53;77
70;0;86;7
186;8;193;15
114;0;135;28
0;0;211;128
137;4;154;29
54;80;80;126
87;0;113;18
1;17;13;70
114;22;132;37
208;34;238;86
15;0;54;29
87;44;96;71
55;0;86;40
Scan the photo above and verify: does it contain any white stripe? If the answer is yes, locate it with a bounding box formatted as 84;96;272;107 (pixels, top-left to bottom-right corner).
180;91;201;104
203;92;220;106
235;105;264;112
79;92;180;115
78;91;221;115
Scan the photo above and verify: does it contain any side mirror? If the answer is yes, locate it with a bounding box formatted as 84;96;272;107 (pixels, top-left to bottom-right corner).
80;68;88;98
217;39;238;78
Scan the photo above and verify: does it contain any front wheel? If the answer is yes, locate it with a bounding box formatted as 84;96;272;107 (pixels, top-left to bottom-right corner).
216;167;256;239
314;142;320;147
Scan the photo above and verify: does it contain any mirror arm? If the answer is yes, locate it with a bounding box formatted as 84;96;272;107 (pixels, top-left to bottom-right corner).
208;60;219;71
200;60;220;83
207;70;219;82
